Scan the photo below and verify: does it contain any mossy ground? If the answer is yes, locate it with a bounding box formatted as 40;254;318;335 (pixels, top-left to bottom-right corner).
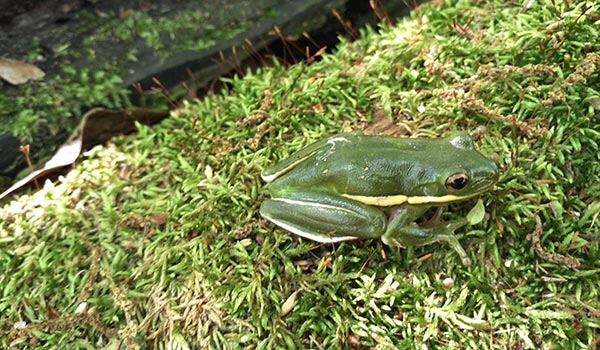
2;0;600;349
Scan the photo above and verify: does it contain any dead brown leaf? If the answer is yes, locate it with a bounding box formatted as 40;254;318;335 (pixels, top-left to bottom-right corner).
361;108;412;136
0;107;168;200
0;58;45;85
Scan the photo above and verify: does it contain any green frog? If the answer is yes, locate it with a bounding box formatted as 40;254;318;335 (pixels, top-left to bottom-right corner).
260;132;499;265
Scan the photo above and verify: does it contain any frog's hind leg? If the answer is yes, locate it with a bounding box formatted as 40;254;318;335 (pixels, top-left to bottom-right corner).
260;193;386;243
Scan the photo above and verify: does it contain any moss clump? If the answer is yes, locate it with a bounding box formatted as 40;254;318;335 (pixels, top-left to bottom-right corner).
1;0;599;349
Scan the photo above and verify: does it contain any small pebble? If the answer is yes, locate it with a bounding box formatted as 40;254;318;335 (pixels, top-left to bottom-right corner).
442;277;455;289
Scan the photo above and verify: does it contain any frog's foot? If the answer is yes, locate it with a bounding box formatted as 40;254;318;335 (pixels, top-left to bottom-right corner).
382;216;472;266
430;231;471;266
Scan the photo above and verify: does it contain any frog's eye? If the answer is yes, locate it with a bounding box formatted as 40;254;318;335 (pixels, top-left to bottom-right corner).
446;174;469;191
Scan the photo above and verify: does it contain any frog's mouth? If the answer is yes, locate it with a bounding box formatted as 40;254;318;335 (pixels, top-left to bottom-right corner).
341;192;481;207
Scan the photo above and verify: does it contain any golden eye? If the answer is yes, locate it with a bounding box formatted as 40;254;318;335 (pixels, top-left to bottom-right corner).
446;174;468;191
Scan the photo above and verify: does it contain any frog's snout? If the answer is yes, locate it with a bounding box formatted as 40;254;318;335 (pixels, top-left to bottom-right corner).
470;161;499;189
480;163;499;187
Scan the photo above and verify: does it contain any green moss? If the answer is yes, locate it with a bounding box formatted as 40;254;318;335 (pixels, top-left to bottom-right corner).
85;4;252;60
1;0;599;349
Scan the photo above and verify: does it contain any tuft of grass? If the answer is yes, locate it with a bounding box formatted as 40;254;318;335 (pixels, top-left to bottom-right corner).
1;0;600;349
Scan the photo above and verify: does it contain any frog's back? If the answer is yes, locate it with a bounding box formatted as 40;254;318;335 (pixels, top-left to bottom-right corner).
313;134;434;194
265;134;435;195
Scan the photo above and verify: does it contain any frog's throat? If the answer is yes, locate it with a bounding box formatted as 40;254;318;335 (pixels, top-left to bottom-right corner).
341;192;479;206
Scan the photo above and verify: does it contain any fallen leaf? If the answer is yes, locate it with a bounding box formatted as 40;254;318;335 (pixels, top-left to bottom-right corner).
362;108;411;136
0;59;45;85
0;132;82;199
14;245;33;256
0;107;168;199
147;213;169;226
280;289;302;317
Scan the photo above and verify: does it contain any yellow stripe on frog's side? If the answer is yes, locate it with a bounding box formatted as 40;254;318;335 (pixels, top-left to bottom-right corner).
341;193;477;206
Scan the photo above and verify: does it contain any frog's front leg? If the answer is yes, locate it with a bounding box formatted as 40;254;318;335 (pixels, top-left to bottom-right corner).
260;193;387;243
382;206;471;266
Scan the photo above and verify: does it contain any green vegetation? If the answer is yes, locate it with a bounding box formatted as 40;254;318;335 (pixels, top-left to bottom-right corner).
1;0;599;349
0;60;131;191
2;66;128;142
84;2;255;59
0;1;268;180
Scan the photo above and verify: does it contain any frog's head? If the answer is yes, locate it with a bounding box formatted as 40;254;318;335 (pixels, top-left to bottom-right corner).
409;133;499;204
